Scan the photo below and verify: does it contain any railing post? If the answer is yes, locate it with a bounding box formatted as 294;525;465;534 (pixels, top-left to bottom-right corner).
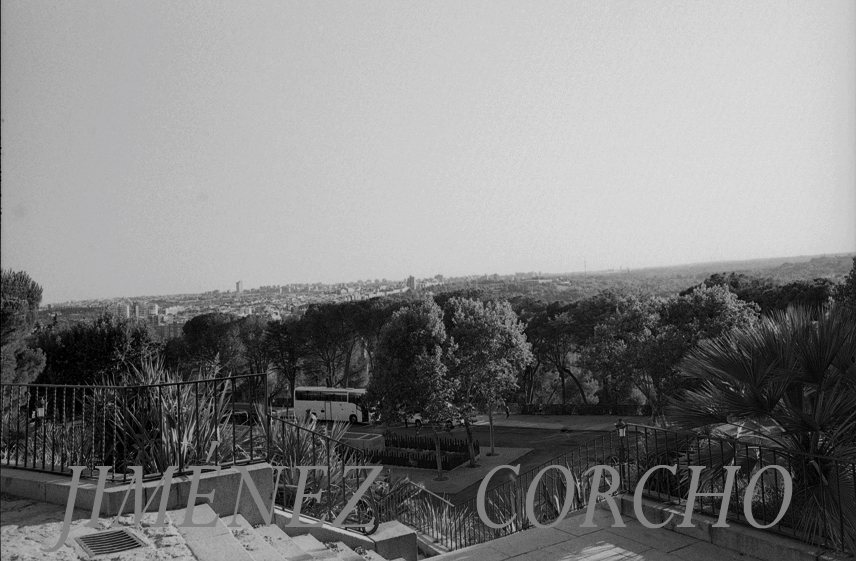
263;373;271;462
615;419;627;493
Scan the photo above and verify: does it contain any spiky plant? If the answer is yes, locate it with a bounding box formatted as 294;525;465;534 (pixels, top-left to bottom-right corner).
668;304;856;553
82;359;265;476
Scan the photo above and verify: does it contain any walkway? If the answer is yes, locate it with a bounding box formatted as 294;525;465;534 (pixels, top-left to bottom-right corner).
471;414;650;432
435;508;762;561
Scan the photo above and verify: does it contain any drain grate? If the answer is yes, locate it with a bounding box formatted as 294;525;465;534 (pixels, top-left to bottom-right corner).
76;528;147;557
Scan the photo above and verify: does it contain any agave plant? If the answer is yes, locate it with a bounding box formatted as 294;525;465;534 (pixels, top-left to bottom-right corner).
668;304;856;553
79;359;266;477
255;413;378;528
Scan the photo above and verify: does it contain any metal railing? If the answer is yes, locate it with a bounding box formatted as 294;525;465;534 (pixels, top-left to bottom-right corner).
376;431;620;551
266;415;379;534
619;423;856;556
0;373;268;481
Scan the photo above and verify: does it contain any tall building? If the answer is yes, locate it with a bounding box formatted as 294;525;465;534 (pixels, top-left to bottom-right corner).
115;303;130;318
406;276;416;290
236;280;243;294
147;303;159;316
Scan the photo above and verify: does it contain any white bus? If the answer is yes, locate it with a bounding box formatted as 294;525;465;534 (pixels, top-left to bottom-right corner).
293;386;369;424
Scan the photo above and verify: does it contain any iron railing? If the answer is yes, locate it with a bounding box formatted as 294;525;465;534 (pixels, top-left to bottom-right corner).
619;423;856;557
0;373;268;481
376;431;620;551
266;415;379;534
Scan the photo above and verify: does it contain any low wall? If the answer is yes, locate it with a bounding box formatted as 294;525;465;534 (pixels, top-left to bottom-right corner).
0;463;274;525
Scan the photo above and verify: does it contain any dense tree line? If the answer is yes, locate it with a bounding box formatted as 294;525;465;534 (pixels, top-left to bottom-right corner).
5;258;855;428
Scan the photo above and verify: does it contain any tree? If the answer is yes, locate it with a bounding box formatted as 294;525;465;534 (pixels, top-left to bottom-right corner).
757;278;836;313
669;305;856;551
512;297;549;405
444;297;531;465
301;303;353;387
580;286;758;422
1;270;45;384
686;271;837;314
265;317;308;402
834;256;856;310
35;313;161;385
682;272;776;307
351;298;402;379
538;311;594;405
182;313;244;375
237;315;270;374
365;298;459;481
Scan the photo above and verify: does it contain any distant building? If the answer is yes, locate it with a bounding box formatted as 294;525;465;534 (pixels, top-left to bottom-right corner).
406;276;416;290
155;322;184;340
115;303;130;318
236;280;243;294
147;303;159;316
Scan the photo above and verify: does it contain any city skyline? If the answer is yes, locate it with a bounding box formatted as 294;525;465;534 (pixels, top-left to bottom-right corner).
3;1;855;304
39;250;853;306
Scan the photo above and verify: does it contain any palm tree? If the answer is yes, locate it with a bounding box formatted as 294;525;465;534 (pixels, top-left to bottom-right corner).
668;304;855;553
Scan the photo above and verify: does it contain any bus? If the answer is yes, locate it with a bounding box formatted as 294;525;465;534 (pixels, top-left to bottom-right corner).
293;386;369;424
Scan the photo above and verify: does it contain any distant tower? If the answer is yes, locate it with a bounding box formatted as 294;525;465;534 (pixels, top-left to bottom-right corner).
406;276;416;290
236;280;243;294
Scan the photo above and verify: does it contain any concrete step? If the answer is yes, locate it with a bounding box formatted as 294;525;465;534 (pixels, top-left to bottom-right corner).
616;494;834;561
225;514;289;561
358;550;387;561
174;504;254;561
252;523;315;561
290;533;339;559
325;541;364;561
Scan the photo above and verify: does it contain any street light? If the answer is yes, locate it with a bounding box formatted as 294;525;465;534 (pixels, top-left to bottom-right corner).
615;418;627;437
615;418;627;492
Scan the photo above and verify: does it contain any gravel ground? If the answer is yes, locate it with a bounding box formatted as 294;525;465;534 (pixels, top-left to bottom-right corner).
0;492;197;561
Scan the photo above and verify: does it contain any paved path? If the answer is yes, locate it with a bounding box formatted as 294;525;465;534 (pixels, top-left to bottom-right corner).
471;414;650;432
435;508;761;561
385;447;532;496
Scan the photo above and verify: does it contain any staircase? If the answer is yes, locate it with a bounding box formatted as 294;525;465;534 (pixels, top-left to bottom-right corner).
173;504;406;561
0;492;409;561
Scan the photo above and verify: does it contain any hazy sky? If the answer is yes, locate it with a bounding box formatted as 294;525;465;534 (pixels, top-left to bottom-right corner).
2;1;854;303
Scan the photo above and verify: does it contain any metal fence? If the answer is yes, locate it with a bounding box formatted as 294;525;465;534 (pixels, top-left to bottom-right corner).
620;423;856;556
376;431;620;551
9;375;848;555
0;373;268;481
266;415;378;534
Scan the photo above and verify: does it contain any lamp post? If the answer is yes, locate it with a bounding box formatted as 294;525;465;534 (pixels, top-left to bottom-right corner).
615;419;627;492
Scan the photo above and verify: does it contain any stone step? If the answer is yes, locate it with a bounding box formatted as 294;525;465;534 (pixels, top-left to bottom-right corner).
290;533;340;559
224;514;290;561
174;504;254;561
252;523;315;561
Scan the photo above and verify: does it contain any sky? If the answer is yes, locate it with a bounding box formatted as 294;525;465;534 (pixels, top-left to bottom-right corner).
2;1;854;304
